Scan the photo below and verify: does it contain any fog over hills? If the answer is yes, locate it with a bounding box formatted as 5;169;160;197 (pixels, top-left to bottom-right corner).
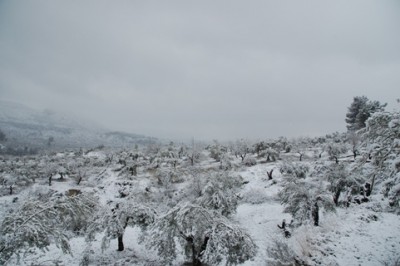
0;101;156;152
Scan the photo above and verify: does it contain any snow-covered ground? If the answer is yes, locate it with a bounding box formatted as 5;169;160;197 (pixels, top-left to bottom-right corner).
1;151;400;266
234;163;400;266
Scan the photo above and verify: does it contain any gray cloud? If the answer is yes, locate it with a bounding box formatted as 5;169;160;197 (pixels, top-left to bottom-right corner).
1;0;399;140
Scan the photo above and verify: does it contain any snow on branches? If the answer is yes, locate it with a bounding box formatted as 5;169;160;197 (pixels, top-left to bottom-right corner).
0;191;97;264
147;203;256;265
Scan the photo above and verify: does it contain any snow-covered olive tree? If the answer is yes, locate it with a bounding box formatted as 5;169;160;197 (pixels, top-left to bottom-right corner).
362;110;400;212
85;199;156;252
0;191;97;264
279;161;310;179
147;203;256;265
279;179;335;226
325;163;359;206
260;147;279;162
187;138;202;166
325;142;348;164
347;131;361;160
196;172;242;217
233;139;251;162
208;140;227;162
290;137;311;161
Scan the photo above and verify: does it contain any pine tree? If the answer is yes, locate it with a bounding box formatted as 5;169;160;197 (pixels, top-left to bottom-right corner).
346;96;386;131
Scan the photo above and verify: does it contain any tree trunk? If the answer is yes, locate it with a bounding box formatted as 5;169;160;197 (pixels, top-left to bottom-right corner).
312;202;319;226
117;216;129;251
365;183;371;197
186;236;201;266
191;242;199;266
199;236;209;258
267;169;274;180
370;175;375;196
77;175;83;185
118;234;124;251
333;188;341;206
130;165;137;176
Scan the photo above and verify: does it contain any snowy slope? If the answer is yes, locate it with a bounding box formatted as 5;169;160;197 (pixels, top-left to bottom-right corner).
234;163;400;266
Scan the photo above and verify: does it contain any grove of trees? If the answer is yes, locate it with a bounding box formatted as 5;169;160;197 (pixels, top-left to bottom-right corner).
0;96;398;265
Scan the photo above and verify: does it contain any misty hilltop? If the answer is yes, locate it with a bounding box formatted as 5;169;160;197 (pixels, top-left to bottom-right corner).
0;101;156;153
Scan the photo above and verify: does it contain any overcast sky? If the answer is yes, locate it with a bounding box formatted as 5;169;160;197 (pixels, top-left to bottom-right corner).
0;1;399;141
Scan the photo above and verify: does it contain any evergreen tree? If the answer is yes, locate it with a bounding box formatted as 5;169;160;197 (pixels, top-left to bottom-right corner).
346;96;386;131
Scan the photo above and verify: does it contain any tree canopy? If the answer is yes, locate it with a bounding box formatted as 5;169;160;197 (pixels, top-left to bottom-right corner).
345;96;386;131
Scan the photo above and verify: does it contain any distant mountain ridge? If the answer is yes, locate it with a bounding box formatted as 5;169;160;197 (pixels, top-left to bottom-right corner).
0;101;102;131
0;100;156;151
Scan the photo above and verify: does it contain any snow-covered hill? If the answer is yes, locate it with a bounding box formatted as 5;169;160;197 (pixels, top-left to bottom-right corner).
0;101;156;151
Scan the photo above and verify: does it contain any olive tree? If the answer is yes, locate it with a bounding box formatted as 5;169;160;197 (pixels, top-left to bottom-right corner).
279;179;335;226
0;191;97;264
196;172;242;217
147;203;256;265
325;142;348;164
85;199;156;252
233;139;251;162
362;110;400;212
325;163;358;206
